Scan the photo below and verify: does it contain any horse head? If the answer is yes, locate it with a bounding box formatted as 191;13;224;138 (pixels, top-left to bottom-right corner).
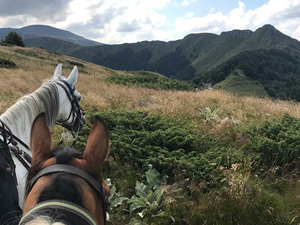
21;113;110;225
53;64;86;132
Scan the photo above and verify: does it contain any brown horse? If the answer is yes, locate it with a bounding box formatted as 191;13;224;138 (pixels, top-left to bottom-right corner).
19;113;110;225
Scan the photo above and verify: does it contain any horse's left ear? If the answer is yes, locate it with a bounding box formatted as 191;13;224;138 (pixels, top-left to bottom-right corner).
82;116;110;178
30;113;52;166
53;64;62;79
66;66;78;85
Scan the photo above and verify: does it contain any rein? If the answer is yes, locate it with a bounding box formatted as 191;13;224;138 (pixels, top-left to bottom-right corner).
27;164;108;225
0;120;31;175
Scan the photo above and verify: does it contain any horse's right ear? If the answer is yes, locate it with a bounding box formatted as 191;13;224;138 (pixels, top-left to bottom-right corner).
66;66;78;85
30;113;52;166
53;64;62;79
82;116;110;178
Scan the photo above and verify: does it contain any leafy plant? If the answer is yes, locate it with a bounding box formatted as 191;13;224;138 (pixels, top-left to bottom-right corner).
109;164;176;224
200;107;221;122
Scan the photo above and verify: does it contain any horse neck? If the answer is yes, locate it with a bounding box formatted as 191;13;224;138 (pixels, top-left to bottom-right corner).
0;81;59;147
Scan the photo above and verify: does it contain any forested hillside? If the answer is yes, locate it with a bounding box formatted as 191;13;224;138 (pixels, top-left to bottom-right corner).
195;49;300;101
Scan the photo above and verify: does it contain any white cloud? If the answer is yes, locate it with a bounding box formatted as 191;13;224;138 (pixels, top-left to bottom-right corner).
181;0;198;6
174;0;300;41
210;8;216;13
1;0;300;44
186;12;194;18
181;1;190;6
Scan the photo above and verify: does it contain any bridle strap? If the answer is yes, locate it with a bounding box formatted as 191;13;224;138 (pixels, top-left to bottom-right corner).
28;164;108;224
29;165;105;197
19;200;98;225
55;79;84;130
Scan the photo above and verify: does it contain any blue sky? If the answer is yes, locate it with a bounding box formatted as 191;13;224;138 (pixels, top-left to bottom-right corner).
0;0;299;44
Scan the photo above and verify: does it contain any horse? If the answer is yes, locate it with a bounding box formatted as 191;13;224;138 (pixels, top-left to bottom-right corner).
19;113;110;225
0;64;86;221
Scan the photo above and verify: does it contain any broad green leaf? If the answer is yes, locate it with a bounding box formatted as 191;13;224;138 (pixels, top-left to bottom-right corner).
135;181;152;198
146;164;160;189
110;197;128;208
128;198;147;207
129;202;146;213
152;210;166;218
149;186;166;204
129;218;148;225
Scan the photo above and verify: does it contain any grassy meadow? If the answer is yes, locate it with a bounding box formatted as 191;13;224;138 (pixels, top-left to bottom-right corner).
1;45;300;224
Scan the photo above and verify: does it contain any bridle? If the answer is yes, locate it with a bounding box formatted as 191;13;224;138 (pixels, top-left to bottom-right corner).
0;79;85;172
22;164;108;225
55;79;85;132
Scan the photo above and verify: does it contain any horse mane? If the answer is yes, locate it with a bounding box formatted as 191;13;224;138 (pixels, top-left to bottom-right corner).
0;80;59;130
21;147;89;225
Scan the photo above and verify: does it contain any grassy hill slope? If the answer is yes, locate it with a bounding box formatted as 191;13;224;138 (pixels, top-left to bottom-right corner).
214;74;269;98
2;46;300;224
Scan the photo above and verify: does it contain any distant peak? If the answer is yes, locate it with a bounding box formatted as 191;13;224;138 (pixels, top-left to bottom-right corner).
255;24;279;33
220;29;253;38
261;24;276;30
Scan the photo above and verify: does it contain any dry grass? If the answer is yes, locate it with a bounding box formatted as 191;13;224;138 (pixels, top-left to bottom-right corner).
1;45;300;126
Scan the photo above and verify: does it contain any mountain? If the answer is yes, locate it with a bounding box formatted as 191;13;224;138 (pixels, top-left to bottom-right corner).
3;24;300;100
36;24;298;82
0;25;102;46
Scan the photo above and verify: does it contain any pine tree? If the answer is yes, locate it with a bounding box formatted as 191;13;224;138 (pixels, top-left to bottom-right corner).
3;32;25;47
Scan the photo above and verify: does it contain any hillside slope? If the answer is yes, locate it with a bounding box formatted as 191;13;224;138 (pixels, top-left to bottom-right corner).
1;45;300;123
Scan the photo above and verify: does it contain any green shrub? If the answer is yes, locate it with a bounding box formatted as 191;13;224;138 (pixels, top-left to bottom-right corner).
65;60;85;68
107;72;194;91
77;110;212;182
244;114;300;174
0;58;17;68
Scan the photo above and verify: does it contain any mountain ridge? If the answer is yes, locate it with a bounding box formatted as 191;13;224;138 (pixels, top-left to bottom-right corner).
44;24;299;82
0;25;102;46
2;24;300;100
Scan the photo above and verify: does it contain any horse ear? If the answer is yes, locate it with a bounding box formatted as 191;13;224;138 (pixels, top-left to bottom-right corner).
30;113;52;166
53;64;62;79
66;66;78;85
83;116;110;177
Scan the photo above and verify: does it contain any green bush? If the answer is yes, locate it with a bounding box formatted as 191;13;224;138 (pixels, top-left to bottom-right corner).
107;72;194;91
0;58;17;68
163;178;300;225
77;110;212;182
244;114;300;174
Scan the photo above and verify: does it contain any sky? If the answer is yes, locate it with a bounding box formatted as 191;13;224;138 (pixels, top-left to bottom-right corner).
0;0;300;44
